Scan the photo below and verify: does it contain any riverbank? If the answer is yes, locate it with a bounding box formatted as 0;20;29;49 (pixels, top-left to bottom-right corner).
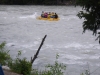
3;69;22;75
2;66;22;75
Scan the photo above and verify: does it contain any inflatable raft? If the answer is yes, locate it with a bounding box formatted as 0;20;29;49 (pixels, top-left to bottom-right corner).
37;16;60;21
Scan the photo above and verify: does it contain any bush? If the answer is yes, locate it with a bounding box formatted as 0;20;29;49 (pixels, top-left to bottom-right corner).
31;54;66;75
0;42;11;65
0;42;66;75
8;51;32;75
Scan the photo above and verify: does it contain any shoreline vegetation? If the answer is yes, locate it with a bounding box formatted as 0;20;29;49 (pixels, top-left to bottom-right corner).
0;0;76;5
0;36;66;75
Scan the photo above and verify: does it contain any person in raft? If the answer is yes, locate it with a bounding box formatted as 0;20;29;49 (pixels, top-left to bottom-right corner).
44;12;48;18
41;11;48;18
41;11;44;18
54;13;58;19
41;11;58;19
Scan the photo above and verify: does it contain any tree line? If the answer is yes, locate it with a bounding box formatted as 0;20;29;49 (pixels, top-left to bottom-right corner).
0;0;76;5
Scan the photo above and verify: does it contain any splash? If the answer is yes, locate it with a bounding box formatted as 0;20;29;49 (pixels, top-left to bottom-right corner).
19;12;37;19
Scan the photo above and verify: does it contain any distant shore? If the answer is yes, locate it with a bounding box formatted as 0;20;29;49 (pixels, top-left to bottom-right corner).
0;1;76;5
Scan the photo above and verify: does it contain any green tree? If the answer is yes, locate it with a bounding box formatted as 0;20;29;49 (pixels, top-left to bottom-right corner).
76;0;100;43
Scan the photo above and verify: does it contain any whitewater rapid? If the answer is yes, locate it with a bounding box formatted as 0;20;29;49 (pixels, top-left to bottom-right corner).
0;5;100;75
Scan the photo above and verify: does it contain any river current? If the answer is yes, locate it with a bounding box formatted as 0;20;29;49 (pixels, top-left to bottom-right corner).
0;5;100;75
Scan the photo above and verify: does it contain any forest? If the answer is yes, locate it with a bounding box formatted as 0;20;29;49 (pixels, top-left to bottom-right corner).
0;0;76;5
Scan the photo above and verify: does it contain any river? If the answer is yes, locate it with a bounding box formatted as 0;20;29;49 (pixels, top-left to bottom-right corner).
0;5;100;75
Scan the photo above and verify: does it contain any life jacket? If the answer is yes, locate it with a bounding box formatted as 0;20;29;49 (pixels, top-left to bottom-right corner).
44;13;48;18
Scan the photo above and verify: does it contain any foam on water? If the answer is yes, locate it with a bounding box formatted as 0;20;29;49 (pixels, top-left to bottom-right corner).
0;6;100;75
60;14;79;21
19;12;37;19
63;60;86;65
6;42;17;47
63;54;81;60
64;42;100;49
6;42;37;48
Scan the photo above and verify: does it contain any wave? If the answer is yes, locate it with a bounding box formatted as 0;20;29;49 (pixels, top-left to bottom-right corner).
64;43;100;49
19;12;37;19
59;15;79;21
